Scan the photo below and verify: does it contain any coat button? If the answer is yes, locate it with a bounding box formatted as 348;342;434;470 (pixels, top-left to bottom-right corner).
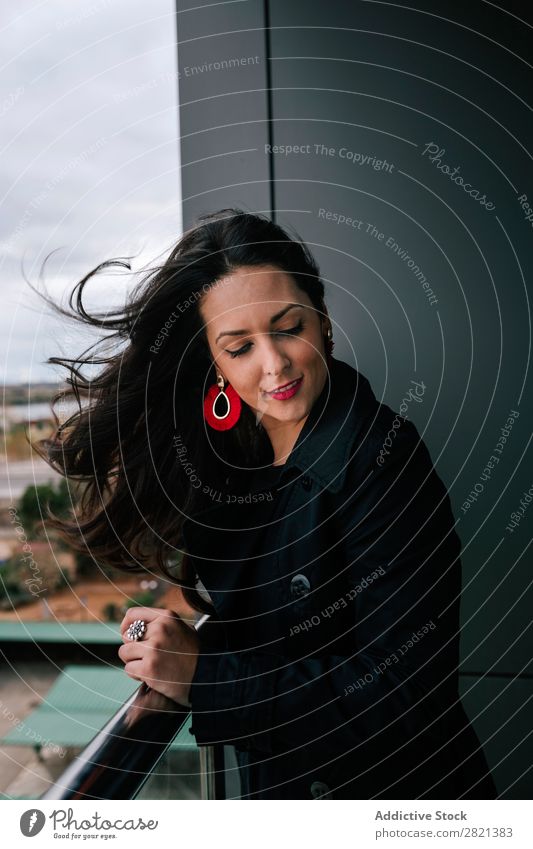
301;475;312;491
290;574;311;598
310;780;331;798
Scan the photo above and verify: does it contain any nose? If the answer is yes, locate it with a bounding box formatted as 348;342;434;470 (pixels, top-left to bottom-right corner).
259;333;291;377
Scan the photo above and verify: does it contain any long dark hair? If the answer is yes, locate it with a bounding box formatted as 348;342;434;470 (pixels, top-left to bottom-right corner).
33;209;326;612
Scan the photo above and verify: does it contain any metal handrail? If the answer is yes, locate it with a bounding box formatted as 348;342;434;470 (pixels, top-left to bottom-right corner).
41;613;213;800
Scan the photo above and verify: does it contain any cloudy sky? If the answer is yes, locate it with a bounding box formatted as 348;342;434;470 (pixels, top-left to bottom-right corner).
1;0;181;384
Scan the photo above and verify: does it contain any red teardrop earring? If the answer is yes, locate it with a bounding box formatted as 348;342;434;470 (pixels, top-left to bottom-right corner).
203;372;242;431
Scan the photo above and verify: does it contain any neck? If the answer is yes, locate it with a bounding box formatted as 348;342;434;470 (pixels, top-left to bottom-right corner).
263;415;309;467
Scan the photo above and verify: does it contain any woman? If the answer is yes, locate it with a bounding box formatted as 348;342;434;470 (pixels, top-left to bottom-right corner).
37;209;497;800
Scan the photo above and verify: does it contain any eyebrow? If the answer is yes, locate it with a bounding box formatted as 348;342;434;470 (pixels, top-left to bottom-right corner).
215;303;302;344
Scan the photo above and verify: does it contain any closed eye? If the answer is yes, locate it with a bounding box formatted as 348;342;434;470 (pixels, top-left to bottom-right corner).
226;320;304;358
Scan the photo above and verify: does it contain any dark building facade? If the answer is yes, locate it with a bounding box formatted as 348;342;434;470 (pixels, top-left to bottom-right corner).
176;0;533;799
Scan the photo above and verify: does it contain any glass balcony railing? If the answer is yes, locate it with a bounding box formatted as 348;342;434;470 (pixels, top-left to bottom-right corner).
40;613;226;800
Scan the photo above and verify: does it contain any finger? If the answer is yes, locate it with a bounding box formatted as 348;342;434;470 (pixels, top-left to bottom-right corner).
120;606;168;639
123;660;145;681
118;641;145;663
124;658;167;688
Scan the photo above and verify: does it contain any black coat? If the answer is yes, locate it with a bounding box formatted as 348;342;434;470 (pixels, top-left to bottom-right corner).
182;358;497;800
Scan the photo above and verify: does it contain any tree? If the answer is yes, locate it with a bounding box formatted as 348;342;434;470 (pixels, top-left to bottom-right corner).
102;602;120;622
17;478;73;536
124;591;156;611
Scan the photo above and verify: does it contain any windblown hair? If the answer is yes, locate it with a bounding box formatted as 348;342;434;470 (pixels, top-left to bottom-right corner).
33;209;326;612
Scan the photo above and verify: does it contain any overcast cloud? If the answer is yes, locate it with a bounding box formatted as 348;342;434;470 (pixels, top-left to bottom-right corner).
1;0;181;384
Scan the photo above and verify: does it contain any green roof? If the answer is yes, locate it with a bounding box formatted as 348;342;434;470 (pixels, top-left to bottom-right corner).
0;621;122;644
0;665;195;751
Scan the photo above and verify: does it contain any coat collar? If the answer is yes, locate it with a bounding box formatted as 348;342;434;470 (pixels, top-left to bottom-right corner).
181;359;378;545
274;357;377;494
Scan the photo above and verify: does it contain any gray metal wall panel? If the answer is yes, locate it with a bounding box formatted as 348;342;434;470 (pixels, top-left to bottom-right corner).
460;676;533;799
176;0;271;225
265;1;532;688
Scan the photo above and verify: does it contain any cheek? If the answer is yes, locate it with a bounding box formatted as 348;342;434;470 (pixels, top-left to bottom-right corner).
301;336;324;366
226;365;258;400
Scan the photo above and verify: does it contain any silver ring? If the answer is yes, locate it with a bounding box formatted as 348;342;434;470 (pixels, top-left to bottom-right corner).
126;619;147;641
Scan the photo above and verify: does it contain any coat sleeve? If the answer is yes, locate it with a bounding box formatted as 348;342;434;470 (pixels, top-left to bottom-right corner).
188;417;463;759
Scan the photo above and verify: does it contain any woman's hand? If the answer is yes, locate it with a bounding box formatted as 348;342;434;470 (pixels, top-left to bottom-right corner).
119;606;200;707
